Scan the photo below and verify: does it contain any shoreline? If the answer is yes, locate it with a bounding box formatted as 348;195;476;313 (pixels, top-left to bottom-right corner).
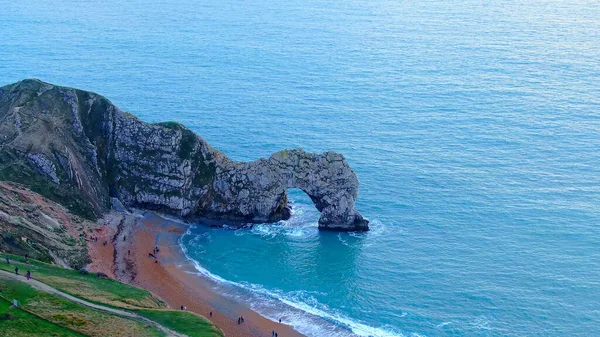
88;211;305;337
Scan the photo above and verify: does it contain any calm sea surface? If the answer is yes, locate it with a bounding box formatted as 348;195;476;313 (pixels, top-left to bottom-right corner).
2;0;600;336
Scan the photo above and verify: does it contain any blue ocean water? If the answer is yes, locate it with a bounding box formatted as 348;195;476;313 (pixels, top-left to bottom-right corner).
2;0;600;336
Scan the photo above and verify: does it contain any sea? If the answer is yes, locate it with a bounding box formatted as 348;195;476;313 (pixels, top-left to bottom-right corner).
1;0;599;336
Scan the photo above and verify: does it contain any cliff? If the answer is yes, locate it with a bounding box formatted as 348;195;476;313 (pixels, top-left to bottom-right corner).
0;79;368;231
0;182;89;268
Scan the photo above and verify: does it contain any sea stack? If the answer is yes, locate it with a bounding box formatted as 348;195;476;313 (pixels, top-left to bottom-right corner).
0;79;368;231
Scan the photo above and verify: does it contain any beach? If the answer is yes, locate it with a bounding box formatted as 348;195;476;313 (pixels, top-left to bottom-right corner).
87;211;304;337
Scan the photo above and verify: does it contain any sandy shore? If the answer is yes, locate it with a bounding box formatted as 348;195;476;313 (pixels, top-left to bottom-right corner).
88;211;305;337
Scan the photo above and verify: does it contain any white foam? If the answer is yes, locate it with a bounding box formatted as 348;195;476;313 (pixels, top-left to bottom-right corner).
468;317;494;331
285;227;310;238
436;321;452;328
180;228;404;337
246;204;319;240
338;233;350;246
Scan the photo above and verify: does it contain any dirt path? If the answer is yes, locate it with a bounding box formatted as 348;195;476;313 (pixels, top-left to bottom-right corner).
0;269;186;337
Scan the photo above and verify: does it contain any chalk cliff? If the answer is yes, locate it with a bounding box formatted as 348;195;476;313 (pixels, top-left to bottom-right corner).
0;79;368;231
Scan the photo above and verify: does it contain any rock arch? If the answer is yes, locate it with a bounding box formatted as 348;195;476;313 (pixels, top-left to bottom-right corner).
210;149;369;231
0;79;369;231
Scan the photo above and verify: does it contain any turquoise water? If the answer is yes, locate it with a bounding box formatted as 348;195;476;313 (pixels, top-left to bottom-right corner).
2;0;600;335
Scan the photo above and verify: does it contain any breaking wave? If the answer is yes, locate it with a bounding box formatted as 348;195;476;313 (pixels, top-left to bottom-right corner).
181;229;404;337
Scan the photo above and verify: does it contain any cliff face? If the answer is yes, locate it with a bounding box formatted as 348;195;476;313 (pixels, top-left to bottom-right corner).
0;182;90;268
0;79;368;231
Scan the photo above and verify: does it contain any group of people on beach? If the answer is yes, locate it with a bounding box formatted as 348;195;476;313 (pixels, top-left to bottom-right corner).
90;234;109;247
237;316;245;324
89;233;103;245
271;318;283;337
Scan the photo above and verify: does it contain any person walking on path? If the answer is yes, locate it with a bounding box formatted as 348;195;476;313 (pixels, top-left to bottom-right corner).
5;257;9;264
26;271;31;280
14;267;18;275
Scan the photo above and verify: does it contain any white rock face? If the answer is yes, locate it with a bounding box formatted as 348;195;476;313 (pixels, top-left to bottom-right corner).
105;111;368;230
0;79;368;231
211;150;368;230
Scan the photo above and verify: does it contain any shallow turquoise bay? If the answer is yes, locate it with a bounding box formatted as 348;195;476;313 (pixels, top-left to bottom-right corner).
1;0;599;336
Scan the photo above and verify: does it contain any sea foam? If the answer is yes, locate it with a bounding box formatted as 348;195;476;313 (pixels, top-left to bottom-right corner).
180;225;404;337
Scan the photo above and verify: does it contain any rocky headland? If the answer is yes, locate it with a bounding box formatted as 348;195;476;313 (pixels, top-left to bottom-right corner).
0;79;368;233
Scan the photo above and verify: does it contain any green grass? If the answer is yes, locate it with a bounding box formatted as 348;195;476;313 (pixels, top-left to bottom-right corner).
137;309;223;337
0;277;165;337
0;297;86;337
155;121;184;130
0;253;223;337
0;253;165;309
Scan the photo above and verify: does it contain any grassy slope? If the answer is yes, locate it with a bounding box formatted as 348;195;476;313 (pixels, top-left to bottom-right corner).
0;278;164;337
0;253;164;309
137;310;223;337
0;298;86;337
0;253;223;337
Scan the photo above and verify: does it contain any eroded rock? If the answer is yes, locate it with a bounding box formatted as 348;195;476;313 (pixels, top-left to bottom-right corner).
0;79;368;231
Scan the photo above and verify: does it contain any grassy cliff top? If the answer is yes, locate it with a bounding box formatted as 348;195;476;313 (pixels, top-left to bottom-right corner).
0;253;222;337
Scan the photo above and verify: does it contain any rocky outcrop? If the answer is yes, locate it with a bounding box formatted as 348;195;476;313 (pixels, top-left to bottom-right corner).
0;79;368;231
213;150;368;230
0;181;90;268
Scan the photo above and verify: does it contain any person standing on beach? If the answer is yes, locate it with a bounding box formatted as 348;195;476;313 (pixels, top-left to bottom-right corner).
210;311;212;317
